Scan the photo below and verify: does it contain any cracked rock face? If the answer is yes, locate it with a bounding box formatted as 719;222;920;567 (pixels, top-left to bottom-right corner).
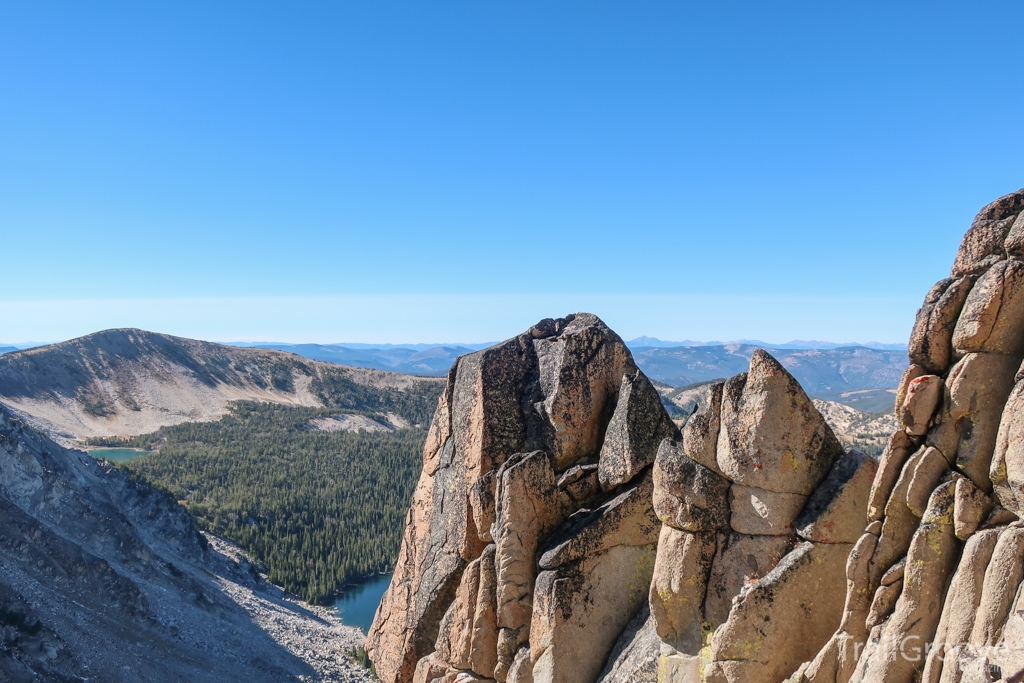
366;314;649;683
715;350;845;496
598;371;678;491
645;352;865;683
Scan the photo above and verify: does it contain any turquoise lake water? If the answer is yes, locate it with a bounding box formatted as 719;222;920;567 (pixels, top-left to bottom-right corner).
334;573;393;632
87;448;154;462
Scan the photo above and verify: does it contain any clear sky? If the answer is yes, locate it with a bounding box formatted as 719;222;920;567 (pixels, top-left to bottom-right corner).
2;2;1022;344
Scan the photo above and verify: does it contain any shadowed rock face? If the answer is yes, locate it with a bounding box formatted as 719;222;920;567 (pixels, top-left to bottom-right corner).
598;371;677;491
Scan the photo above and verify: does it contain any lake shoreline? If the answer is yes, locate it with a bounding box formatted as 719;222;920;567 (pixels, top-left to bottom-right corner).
331;571;393;633
87;447;156;462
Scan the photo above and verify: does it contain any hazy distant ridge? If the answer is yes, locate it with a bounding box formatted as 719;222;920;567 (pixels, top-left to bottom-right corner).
626;336;907;350
220;337;909;382
231;342;488;376
226;338;908;413
633;343;906;394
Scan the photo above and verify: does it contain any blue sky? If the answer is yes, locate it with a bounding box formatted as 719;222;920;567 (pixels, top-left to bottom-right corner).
1;2;1022;344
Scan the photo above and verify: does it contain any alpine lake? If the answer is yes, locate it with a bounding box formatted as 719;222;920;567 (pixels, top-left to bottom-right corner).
333;573;393;632
87;448;155;462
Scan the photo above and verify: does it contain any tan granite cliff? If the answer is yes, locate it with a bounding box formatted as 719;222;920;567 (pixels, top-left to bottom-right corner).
365;315;869;683
365;313;661;683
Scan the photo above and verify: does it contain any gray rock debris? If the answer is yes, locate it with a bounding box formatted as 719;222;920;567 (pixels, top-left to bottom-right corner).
0;403;370;683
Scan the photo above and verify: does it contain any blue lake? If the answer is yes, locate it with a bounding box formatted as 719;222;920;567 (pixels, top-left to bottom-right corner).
87;448;154;462
334;573;392;632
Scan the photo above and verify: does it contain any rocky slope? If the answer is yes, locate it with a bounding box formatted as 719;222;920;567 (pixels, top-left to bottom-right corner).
366;188;1024;683
811;399;900;455
0;328;442;444
0;401;371;682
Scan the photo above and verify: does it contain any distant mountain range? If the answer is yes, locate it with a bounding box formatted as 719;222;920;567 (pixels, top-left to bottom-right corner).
228;342;488;376
0;328;908;451
2;337;906;361
1;333;909;415
218;338;908;381
223;339;909;405
626;336;907;350
634;343;906;402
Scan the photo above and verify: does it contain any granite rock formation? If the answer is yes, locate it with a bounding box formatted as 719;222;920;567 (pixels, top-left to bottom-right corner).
365;314;660;683
623;350;874;683
786;188;1024;683
366;317;873;683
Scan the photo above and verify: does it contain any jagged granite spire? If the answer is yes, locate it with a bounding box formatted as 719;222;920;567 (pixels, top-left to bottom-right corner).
366;316;873;683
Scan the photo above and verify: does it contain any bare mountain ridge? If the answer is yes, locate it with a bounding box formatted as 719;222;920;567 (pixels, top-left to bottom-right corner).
0;328;899;457
0;328;443;444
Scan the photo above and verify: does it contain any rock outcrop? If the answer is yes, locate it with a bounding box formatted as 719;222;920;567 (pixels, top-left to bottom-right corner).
787;188;1024;683
368;318;873;683
643;350;872;683
366;314;652;683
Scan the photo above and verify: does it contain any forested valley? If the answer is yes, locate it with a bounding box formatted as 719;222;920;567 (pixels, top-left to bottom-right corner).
92;402;429;603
